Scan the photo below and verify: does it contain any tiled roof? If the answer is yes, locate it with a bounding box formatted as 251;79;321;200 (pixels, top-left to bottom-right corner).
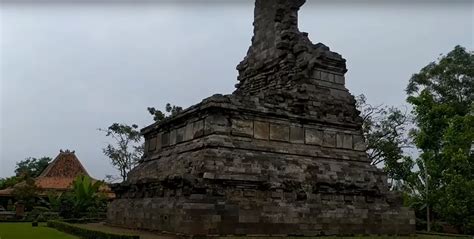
38;150;90;180
35;177;77;190
0;188;13;196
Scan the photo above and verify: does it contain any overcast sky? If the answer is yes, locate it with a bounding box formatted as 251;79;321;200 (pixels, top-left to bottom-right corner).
0;0;472;179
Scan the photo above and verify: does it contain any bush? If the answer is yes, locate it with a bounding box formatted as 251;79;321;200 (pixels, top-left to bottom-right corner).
61;218;104;224
47;220;139;239
42;212;60;221
36;214;45;222
26;206;50;221
58;194;76;219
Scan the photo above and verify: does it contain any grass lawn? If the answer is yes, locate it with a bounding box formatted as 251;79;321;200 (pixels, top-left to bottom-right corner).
0;222;78;239
76;222;174;239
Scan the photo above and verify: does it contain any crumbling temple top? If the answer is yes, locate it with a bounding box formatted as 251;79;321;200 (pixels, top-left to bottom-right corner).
236;0;346;93
108;0;415;235
234;0;359;124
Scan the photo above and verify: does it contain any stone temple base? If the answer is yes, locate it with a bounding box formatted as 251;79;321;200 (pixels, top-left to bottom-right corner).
108;0;415;234
107;98;415;235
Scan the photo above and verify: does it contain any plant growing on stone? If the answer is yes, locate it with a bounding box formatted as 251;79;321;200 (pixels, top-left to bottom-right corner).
147;103;183;122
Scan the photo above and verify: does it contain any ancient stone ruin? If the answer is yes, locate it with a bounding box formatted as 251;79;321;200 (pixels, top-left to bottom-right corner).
107;0;415;235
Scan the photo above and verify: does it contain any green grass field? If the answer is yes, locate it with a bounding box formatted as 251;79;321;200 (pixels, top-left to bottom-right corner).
0;223;78;239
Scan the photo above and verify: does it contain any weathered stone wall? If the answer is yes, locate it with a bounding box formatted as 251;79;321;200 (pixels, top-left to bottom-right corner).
127;101;368;183
109;189;413;236
141;107;365;162
108;104;415;235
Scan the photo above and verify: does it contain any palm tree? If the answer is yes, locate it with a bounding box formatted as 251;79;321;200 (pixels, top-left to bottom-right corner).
71;175;104;216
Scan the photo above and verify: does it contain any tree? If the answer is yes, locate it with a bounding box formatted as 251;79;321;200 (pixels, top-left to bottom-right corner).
104;174;122;184
15;157;51;178
147;103;183;122
403;156;437;232
0;177;20;190
11;177;38;211
356;94;413;187
406;45;473;233
435;114;474;233
99;104;182;181
0;156;51;190
47;192;62;212
100;123;143;181
71;175;106;216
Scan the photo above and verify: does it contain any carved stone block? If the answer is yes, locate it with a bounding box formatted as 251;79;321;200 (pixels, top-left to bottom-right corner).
170;130;177;145
336;133;344;148
205;115;229;134
290;126;304;144
193;120;204;138
270;124;289;142
353;135;366;151
305;128;323;145
149;136;157;151
231;119;254;137
335;74;345;85
343;134;353;149
161;132;169;147
323;131;336;148
185;123;194;141
156;133;162;150
254;121;269;140
144;140;150;153
328;73;335;82
321;71;329;82
176;127;185;143
312;70;321;79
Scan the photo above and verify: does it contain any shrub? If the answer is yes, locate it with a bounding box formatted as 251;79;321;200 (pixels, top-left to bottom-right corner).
42;212;60;221
36;213;45;222
56;176;108;219
26;206;50;221
61;218;104;224
47;220;139;239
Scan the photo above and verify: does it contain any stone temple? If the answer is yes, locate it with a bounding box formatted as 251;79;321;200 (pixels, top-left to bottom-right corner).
107;0;415;235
